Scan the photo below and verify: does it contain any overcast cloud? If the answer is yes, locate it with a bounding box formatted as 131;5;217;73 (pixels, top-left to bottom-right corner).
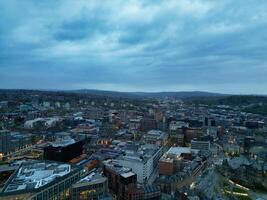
0;0;267;94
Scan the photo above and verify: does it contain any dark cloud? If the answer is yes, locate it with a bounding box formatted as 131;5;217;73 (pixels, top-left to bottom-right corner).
0;0;266;94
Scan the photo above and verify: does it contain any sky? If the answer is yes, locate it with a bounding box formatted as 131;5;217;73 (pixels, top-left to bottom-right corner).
0;0;267;94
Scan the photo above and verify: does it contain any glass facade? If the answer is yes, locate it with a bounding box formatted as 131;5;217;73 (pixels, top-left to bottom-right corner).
31;172;80;200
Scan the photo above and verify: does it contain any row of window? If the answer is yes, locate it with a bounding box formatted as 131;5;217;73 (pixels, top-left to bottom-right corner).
32;173;80;200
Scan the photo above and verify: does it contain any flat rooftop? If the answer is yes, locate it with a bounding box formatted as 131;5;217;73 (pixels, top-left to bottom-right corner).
73;171;107;188
103;160;132;175
121;171;136;178
79;172;104;183
4;161;72;193
50;137;76;147
167;147;199;157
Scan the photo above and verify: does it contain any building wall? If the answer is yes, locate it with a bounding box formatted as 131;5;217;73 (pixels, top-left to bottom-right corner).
0;130;11;155
71;180;108;200
118;159;145;183
159;160;174;175
1;171;81;200
118;147;163;184
44;141;83;162
191;140;210;151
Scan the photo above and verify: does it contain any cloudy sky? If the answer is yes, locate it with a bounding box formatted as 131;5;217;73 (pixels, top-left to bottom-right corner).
0;0;267;94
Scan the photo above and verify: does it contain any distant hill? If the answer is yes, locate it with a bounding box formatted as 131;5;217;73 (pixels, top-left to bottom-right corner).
185;95;267;106
0;89;225;99
185;95;267;115
69;89;225;98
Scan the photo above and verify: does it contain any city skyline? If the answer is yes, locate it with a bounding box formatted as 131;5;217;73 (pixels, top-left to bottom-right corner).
1;0;267;94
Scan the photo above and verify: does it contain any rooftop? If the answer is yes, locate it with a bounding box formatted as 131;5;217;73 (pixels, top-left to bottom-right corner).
167;147;199;157
73;171;107;188
228;156;250;170
103;160;132;175
146;130;165;136
4;161;72;193
121;171;136;178
50;137;76;147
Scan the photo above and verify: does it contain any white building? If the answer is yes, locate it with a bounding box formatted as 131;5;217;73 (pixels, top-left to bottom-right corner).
24;118;45;129
169;121;189;131
117;145;163;184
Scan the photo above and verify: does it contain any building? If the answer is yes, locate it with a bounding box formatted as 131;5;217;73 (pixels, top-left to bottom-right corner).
142;130;168;146
0;131;34;156
0;160;81;200
103;160;161;200
191;139;210;151
184;128;203;143
103;160;142;200
159;147;199;175
221;155;267;190
169;121;189;131
44;137;83;162
117;144;163;184
0;101;8;109
24;118;46;129
129;118;142;133
243;136;255;154
207;127;218;139
140;118;157;132
71;171;108;200
0;130;11;155
9;132;32;152
245;121;264;129
143;185;161;200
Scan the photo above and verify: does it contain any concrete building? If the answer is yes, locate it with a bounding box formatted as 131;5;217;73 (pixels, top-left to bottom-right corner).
191;139;210;151
0;160;81;200
71;171;108;200
140;118;157;132
169;121;189;131
142;130;168;146
117;145;163;184
159;147;199;175
103;160;142;200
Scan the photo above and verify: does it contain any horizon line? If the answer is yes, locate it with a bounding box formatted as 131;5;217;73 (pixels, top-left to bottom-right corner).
1;88;267;96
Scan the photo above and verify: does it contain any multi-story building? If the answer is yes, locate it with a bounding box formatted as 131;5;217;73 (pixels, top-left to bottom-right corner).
191;139;210;151
103;160;142;200
0;160;82;200
184;128;203;143
0;130;11;155
243;136;255;154
103;160;161;200
142;130;168;146
9;133;32;152
44;137;83;163
71;171;108;200
117;144;163;184
159;147;199;175
143;185;161;200
169;121;189;131
140;118;157;132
